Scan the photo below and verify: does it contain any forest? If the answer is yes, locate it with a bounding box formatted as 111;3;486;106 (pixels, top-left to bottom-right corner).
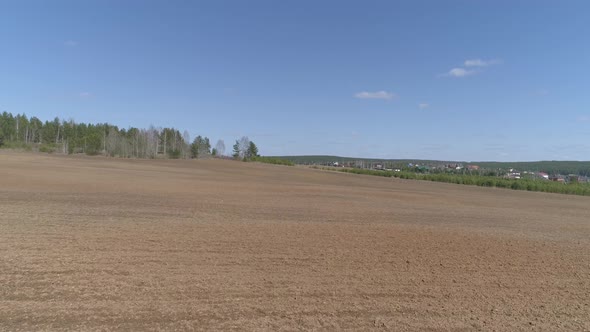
0;112;258;160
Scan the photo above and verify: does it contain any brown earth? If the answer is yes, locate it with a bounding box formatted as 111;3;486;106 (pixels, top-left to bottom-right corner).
0;151;589;331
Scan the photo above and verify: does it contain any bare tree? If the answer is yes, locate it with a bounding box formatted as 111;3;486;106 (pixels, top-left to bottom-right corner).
146;126;159;158
233;136;250;159
106;127;119;156
214;139;225;156
182;130;191;159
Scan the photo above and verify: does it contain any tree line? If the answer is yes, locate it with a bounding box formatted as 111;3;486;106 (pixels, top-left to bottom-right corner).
312;166;590;197
0;112;259;161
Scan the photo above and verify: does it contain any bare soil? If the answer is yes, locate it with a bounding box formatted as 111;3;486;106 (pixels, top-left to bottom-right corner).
1;151;589;331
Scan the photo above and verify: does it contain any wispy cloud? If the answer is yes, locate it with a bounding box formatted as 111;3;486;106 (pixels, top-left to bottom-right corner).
354;91;396;100
446;68;477;78
79;92;93;98
577;115;590;123
64;40;78;47
442;58;502;78
464;58;502;67
418;103;429;110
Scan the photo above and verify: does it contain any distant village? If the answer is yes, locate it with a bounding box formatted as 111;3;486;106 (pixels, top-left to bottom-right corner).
322;160;590;184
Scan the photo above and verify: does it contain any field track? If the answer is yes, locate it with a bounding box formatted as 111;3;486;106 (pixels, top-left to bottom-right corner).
1;151;589;331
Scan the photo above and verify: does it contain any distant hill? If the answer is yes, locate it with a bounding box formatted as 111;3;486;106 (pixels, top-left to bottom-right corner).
270;155;455;166
270;155;590;176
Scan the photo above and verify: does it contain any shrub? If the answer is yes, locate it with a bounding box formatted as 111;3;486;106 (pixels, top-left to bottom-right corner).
38;144;56;153
1;141;33;151
168;149;182;159
250;157;295;166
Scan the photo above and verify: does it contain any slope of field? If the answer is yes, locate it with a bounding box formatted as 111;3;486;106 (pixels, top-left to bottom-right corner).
1;151;589;331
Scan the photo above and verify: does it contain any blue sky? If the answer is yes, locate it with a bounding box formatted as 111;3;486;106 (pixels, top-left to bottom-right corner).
1;1;589;161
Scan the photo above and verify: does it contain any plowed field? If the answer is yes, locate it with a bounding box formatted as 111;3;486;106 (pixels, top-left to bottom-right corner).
1;151;589;330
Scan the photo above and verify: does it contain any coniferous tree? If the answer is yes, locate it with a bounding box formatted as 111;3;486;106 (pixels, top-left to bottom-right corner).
232;140;240;159
191;135;211;158
246;141;259;159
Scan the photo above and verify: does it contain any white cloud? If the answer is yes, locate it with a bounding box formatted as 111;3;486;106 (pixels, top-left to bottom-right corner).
577;116;590;123
64;40;78;47
354;91;396;100
418;103;429;109
464;58;502;67
79;92;92;98
442;58;502;78
447;68;477;77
